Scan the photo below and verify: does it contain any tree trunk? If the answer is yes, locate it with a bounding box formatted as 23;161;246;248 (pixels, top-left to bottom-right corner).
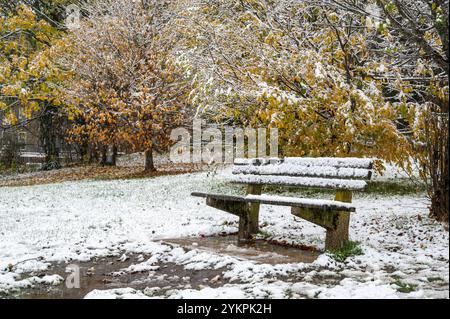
103;145;117;166
40;106;60;170
429;131;449;224
431;187;449;224
100;145;107;166
427;109;449;224
111;145;118;166
144;148;156;172
88;144;98;164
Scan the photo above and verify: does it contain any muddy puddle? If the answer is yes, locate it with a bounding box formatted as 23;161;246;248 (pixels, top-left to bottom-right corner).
164;235;319;264
10;255;227;299
6;236;319;299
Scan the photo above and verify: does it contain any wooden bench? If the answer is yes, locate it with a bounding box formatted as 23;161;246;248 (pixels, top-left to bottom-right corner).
192;157;374;250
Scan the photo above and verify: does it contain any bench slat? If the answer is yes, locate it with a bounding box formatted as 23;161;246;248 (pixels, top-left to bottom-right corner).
228;174;367;191
191;192;355;212
234;157;374;169
233;164;372;180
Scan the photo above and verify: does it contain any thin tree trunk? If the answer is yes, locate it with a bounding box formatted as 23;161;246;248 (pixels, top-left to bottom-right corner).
427;109;449;224
100;145;107;166
111;145;118;166
144;148;155;172
40;106;60;170
88;144;98;164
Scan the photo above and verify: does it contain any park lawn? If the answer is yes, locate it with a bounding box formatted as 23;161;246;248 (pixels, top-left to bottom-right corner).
0;168;448;299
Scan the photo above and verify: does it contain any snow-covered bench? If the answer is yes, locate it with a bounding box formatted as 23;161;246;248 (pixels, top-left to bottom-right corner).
192;157;374;250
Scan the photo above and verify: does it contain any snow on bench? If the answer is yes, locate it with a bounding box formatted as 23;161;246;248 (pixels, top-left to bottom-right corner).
191;192;356;212
234;157;374;169
228;174;368;191
232;163;372;180
192;157;374;250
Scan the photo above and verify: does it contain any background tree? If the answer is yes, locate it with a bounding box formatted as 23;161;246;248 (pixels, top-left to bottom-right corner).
325;0;449;223
0;4;68;167
60;0;193;171
181;0;448;222
181;0;410;164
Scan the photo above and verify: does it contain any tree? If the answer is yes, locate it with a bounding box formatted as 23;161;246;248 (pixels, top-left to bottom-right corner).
181;0;410;164
182;0;448;223
325;0;449;223
59;0;192;171
0;4;67;166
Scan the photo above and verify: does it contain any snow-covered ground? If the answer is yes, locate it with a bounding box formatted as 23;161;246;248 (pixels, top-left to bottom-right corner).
0;169;448;299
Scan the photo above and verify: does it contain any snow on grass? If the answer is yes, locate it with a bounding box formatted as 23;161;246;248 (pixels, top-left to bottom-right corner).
0;169;448;299
84;287;154;299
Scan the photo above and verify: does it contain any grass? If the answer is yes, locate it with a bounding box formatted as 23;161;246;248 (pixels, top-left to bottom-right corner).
93;174;111;181
255;230;272;240
215;180;426;199
427;277;444;283
366;181;426;195
327;241;364;262
284;288;294;299
393;279;417;293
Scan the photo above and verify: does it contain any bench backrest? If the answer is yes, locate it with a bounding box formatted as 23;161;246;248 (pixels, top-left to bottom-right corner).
230;157;374;191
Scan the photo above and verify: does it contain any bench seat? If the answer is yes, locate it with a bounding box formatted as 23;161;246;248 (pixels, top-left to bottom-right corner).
192;192;356;212
228;174;367;191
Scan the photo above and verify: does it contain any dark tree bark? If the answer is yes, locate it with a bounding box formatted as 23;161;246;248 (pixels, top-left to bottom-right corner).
88;144;98;164
40;106;60;170
427;110;449;224
110;145;118;166
100;145;107;166
144;148;155;172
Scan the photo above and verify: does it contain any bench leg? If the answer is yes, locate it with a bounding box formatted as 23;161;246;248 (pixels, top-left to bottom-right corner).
325;212;350;250
204;196;256;243
246;184;262;235
325;191;352;251
238;211;253;242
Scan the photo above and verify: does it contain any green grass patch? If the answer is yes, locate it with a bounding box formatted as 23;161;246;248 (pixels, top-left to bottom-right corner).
211;180;426;199
393;279;417;293
256;230;272;240
366;181;426;195
327;241;364;262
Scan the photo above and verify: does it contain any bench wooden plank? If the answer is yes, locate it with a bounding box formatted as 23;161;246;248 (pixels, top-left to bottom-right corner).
228;174;368;191
234;157;374;169
233;164;372;180
191;192;356;212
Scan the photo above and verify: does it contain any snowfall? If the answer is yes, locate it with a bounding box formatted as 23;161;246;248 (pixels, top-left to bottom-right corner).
0;166;448;299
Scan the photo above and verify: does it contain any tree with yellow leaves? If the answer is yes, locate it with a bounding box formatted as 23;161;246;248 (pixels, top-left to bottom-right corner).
325;0;449;223
59;0;193;171
181;0;448;222
181;0;411;162
0;3;69;167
